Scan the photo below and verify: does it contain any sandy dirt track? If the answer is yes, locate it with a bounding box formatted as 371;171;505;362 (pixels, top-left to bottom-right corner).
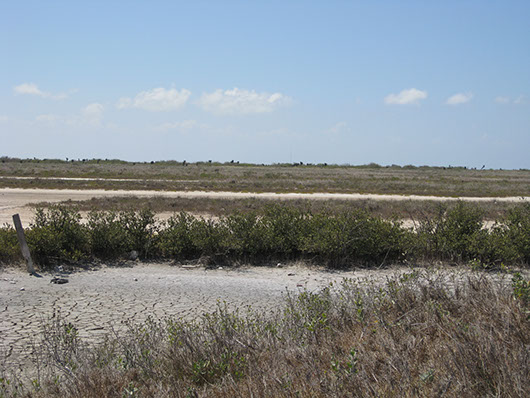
0;263;403;371
1;188;528;226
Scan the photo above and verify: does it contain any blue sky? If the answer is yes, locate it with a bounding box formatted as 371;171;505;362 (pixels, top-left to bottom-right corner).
1;1;529;169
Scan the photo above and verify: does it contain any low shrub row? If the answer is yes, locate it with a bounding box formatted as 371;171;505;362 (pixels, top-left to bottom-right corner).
1;202;529;268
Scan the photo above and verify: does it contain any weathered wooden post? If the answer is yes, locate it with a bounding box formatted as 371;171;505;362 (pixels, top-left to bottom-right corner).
12;214;36;274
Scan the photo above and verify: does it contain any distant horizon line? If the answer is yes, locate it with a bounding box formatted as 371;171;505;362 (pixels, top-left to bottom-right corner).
1;156;526;172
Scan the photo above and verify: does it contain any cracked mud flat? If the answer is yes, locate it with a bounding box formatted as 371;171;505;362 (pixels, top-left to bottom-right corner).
0;262;519;377
0;263;410;373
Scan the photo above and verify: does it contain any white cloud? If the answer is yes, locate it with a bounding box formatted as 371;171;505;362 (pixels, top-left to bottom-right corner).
197;87;291;114
495;96;510;104
325;122;349;135
14;83;44;96
117;87;191;111
254;127;297;138
384;88;427;105
446;92;473;105
156;120;203;132
0;115;8;122
82;103;104;124
36;114;60;122
13;83;69;99
35;104;104;127
494;95;528;105
514;95;528;104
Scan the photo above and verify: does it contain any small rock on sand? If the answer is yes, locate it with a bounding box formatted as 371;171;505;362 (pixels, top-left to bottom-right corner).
50;278;69;284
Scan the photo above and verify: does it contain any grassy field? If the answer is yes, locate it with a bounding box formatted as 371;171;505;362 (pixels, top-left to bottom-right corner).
1;157;529;197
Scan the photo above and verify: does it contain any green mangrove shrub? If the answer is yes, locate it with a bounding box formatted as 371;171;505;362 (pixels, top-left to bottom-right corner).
158;212;199;258
259;205;306;255
302;210;409;266
116;209;159;258
504;203;530;263
27;206;89;266
1;202;529;267
87;210;129;259
191;217;231;257
224;211;266;257
416;202;486;262
0;225;21;264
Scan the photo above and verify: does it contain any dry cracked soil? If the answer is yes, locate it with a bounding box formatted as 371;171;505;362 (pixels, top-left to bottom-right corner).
1;262;406;374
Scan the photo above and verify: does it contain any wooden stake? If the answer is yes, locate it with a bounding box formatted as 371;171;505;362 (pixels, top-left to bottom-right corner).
12;214;36;274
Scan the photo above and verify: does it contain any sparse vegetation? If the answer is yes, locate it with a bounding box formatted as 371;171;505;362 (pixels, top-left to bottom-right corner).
1;157;529;197
1;159;529;397
1;270;528;397
31;194;527;221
